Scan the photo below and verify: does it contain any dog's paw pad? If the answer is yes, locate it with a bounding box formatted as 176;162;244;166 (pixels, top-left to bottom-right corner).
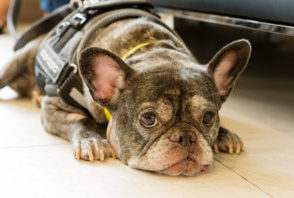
73;135;116;161
213;129;244;154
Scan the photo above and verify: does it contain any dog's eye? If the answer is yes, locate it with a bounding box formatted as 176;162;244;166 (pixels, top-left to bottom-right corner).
202;111;215;126
140;112;157;128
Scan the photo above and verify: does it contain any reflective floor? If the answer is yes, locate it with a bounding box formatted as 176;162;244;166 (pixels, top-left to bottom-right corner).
0;23;293;197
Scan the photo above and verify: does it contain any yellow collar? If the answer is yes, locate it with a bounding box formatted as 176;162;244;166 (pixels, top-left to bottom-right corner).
104;41;151;122
121;42;151;61
104;108;112;122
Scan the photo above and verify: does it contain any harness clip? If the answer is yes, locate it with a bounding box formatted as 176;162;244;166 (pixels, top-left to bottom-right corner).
71;13;87;28
56;21;70;36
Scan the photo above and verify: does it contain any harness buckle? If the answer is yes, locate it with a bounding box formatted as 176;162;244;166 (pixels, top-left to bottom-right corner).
71;13;87;28
56;21;70;36
70;63;78;73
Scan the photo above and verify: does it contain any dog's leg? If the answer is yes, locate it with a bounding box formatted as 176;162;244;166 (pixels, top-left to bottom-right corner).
213;127;244;154
41;96;116;161
0;38;41;97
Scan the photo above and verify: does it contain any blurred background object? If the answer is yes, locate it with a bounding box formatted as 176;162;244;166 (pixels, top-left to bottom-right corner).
4;0;68;37
40;0;69;16
0;0;11;34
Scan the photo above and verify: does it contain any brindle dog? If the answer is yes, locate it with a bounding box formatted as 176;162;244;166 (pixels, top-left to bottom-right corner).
0;15;251;176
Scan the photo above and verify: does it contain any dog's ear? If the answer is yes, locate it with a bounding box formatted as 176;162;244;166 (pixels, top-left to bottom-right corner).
208;39;251;102
79;47;135;106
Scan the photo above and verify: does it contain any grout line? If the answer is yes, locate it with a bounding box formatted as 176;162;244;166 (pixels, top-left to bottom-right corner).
215;158;274;198
0;143;68;150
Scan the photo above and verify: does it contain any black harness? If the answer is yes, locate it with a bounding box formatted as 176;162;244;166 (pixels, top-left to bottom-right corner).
32;0;173;114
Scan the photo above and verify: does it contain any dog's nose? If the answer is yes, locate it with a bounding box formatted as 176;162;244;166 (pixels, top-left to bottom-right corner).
169;130;197;148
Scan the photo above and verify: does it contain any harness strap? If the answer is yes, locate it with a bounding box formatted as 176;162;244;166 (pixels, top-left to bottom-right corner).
14;0;153;51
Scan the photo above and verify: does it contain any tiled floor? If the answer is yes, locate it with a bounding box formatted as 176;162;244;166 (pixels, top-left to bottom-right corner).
1;32;294;198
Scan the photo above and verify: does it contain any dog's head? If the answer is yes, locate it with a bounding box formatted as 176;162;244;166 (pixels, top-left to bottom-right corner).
78;39;251;176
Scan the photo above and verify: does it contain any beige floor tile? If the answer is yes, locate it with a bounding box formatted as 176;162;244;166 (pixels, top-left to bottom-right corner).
0;145;269;198
0;92;67;148
217;79;294;198
215;117;294;198
222;76;294;133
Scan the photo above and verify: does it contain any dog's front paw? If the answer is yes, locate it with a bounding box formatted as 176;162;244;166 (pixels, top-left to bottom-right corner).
213;127;244;154
72;131;116;161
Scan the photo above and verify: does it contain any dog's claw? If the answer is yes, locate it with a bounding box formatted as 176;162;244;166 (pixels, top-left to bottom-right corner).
75;147;81;160
100;150;104;161
240;141;245;152
228;144;233;154
111;150;117;159
213;127;244;154
213;143;219;153
236;143;241;154
72;131;115;161
88;145;94;161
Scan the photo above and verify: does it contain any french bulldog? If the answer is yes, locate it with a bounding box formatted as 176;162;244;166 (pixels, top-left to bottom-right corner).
0;11;251;176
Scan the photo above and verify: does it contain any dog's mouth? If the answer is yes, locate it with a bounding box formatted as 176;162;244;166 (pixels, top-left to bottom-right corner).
159;158;209;176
